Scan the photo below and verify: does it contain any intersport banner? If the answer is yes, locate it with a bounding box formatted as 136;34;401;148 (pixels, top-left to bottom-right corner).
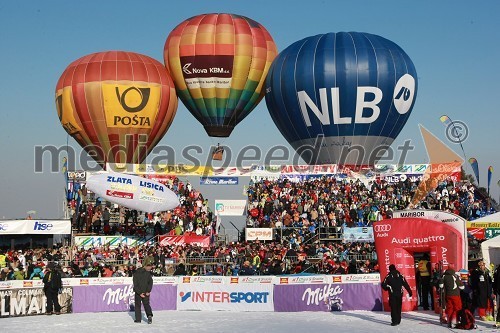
373;218;464;312
274;283;382;312
158;234;211;248
177;283;274;311
0;220;71;235
0;287;72;317
72;284;176;313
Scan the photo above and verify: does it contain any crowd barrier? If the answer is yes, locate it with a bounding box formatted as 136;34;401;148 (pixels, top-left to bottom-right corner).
0;274;382;318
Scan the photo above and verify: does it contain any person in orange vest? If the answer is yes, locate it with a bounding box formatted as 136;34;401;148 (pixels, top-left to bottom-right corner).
417;253;433;310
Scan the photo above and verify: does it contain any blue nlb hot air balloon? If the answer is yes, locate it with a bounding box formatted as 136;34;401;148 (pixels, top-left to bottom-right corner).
265;32;417;165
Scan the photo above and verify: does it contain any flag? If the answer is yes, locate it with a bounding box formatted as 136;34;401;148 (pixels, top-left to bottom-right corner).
488;166;493;195
440;115;467;161
469;158;479;185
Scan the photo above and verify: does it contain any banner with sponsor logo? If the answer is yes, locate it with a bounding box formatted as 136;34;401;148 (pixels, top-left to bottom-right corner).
280;165;338;174
245;228;273;241
158;234;211;248
393;210;467;268
0;287;72;317
342;227;374;243
274;283;382;312
373;218;464;312
177;283;273;311
72;284;176;313
86;172;179;213
74;236;150;249
214;200;246;216
200;177;239;185
0;220;71;235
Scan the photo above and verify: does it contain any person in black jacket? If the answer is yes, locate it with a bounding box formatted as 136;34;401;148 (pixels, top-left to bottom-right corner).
133;256;154;324
470;260;493;320
43;262;62;315
382;264;413;326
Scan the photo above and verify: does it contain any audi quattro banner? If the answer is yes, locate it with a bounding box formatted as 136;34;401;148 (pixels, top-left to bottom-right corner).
72;284;176;313
0;220;71;235
177;283;274;311
393;210;467;268
245;228;273;241
274;283;382;312
0;287;72;317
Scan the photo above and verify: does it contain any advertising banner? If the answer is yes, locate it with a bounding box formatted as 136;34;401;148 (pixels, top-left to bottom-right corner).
0;220;71;235
86;172;179;213
158;234;211;248
373;218;464;312
245;228;273;241
177;283;273;312
74;236;149;249
280;165;338;174
342;227;374;243
72;284;176;313
392;210;467;268
0;287;72;317
274;283;382;312
200;177;239;185
214;200;246;216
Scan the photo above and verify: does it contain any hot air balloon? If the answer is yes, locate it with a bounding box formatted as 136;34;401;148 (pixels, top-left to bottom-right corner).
55;51;178;167
265;32;418;165
164;13;277;137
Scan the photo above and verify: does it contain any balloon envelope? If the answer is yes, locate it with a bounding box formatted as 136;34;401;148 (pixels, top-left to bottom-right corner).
86;172;179;212
265;32;418;165
56;51;178;167
164;13;277;137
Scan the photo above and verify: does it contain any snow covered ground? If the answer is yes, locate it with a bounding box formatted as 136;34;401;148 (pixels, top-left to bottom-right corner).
2;310;500;333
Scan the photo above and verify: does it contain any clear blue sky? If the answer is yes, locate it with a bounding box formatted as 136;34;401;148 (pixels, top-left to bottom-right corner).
0;1;499;218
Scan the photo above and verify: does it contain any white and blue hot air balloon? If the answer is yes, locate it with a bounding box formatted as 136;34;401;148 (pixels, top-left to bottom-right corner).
86;172;180;213
265;32;417;165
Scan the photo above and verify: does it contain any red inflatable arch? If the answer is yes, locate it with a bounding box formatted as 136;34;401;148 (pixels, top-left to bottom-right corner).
374;218;464;312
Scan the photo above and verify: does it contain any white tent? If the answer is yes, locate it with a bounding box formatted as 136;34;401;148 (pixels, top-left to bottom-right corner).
473;211;500;223
481;235;500;269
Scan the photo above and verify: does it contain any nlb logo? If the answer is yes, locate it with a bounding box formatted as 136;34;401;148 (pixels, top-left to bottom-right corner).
179;291;269;304
374;224;391;232
0;223;8;231
34;221;53;231
298;75;416;127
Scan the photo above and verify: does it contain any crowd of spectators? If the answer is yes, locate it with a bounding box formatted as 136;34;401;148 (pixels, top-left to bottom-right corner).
0;236;379;281
246;176;492;242
69;176;216;238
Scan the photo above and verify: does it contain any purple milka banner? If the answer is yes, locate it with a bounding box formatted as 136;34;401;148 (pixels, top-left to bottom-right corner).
72;284;177;313
274;283;382;312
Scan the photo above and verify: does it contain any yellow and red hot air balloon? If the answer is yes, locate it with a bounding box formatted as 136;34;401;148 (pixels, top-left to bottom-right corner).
164;13;277;137
55;51;178;167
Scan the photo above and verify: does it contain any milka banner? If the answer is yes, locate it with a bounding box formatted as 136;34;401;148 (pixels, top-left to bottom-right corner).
274;283;382;312
0;287;72;317
0;220;71;235
177;283;274;312
342;227;374;243
72;284;176;313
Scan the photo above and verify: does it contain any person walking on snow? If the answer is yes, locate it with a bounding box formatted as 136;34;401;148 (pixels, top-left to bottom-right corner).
382;264;413;326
